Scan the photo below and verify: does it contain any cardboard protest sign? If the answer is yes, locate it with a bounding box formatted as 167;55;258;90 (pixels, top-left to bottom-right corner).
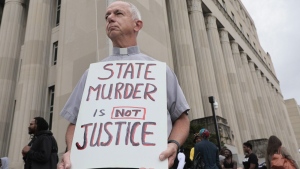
71;61;167;169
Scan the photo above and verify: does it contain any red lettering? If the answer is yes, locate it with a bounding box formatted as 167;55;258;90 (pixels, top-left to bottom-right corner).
86;84;101;101
136;63;145;78
123;63;134;79
142;122;156;146
115;121;126;145
130;122;141;146
116;63;127;78
76;123;93;150
144;64;156;80
101;122;113;146
144;83;157;101
98;64;114;80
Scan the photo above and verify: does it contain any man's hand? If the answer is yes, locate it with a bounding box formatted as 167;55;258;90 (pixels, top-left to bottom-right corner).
22;145;30;156
58;151;71;169
159;142;178;168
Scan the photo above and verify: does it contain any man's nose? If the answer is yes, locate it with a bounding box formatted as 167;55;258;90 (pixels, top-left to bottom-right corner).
107;14;115;23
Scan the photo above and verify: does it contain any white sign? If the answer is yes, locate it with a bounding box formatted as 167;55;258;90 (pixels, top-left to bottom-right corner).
71;61;167;169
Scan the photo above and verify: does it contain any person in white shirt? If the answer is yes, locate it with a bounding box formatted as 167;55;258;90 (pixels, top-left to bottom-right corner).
177;148;186;169
0;157;9;169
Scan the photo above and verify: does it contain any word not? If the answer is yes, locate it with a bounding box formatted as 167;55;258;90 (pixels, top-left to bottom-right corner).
111;106;146;120
76;121;156;150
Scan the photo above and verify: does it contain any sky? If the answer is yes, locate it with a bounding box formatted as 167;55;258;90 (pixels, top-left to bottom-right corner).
241;0;300;105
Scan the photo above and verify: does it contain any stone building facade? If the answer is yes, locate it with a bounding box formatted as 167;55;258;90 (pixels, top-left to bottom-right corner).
285;99;300;150
0;0;299;168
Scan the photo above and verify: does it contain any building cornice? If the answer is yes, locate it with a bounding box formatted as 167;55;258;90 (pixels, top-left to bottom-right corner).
211;0;279;84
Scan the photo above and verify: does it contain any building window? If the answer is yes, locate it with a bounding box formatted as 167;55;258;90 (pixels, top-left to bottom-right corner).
48;86;55;130
247;33;250;40
56;0;61;26
221;0;227;11
231;12;235;23
52;41;58;65
239;23;244;34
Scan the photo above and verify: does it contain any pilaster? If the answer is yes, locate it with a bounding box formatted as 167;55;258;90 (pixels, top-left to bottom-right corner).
0;0;25;156
8;0;52;167
256;70;276;134
231;41;258;139
166;0;204;119
186;0;221;118
271;87;291;151
205;15;242;152
248;61;272;136
219;29;250;142
240;52;265;137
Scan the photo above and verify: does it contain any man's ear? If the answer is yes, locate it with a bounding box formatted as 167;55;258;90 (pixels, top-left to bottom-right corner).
134;20;143;32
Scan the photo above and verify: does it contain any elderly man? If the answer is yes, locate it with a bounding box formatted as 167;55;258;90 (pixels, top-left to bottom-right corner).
58;1;190;169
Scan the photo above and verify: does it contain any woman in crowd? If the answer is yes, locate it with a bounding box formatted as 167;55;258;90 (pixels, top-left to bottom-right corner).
220;149;237;169
265;135;298;169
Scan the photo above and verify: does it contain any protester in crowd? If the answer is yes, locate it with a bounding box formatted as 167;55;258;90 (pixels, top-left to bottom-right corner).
0;157;9;169
219;147;226;161
265;135;298;169
190;133;202;161
220;149;237;169
177;148;186;169
22;117;58;169
194;128;221;169
242;142;258;169
58;1;190;169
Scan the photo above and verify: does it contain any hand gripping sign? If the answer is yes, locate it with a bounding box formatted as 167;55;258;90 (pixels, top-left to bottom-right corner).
71;61;167;169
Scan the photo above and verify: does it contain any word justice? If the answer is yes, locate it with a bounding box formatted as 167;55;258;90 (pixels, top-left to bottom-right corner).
75;121;156;150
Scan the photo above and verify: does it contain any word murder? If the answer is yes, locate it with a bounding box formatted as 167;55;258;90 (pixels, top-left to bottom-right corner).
86;63;159;101
76;121;156;150
86;83;157;101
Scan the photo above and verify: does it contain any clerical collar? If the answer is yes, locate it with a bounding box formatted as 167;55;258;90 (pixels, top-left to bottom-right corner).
112;46;140;55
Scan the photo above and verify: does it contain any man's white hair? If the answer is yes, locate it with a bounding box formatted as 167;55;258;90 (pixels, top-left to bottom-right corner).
126;2;142;20
110;1;142;20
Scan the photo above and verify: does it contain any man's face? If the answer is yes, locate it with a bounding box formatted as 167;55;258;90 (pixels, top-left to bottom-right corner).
105;1;137;41
243;145;249;154
28;119;37;135
195;137;201;143
224;150;230;157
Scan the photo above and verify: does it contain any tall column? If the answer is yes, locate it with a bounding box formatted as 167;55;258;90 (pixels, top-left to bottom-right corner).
231;41;259;139
205;14;242;152
0;0;25;156
0;4;3;26
275;91;300;162
248;61;272;136
219;29;251;142
8;0;52;167
256;70;276;134
166;0;204;118
263;76;280;137
266;82;286;144
186;0;221;117
240;52;265;137
271;87;291;151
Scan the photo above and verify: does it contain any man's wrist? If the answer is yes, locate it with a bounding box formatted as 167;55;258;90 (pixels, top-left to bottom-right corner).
168;140;180;152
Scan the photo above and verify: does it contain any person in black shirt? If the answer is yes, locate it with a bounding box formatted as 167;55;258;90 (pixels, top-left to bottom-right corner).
221;149;237;169
242;142;258;169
